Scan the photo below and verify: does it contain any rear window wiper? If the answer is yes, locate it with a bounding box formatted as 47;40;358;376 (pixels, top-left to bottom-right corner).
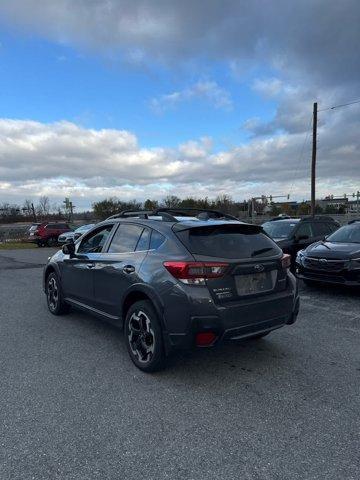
251;247;274;257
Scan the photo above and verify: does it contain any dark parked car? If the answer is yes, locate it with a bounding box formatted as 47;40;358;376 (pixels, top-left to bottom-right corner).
28;222;72;247
43;209;300;372
295;219;360;286
262;216;339;267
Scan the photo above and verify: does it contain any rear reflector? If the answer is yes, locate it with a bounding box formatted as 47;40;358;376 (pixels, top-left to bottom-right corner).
195;332;217;347
281;253;291;269
163;261;228;284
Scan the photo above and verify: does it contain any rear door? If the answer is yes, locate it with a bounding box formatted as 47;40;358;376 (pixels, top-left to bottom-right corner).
174;223;285;304
92;223;150;317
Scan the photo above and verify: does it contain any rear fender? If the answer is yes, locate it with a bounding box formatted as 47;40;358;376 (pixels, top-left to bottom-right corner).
121;284;174;355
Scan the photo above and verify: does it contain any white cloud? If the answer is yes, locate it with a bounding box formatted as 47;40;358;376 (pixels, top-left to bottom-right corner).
150;81;233;113
251;78;296;98
0;116;359;209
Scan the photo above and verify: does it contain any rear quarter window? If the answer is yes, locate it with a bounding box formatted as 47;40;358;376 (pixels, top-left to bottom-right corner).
175;225;281;259
150;230;166;250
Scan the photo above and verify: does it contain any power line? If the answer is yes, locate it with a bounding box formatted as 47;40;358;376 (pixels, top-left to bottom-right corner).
318;99;360;112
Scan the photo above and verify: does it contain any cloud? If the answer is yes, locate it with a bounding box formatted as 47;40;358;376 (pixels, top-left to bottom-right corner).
0;1;359;87
0;116;359;208
149;81;233;113
0;1;359;208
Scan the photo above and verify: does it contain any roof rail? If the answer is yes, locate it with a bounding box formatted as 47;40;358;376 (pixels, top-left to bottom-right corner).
106;210;178;222
348;218;360;224
155;207;238;221
105;207;239;223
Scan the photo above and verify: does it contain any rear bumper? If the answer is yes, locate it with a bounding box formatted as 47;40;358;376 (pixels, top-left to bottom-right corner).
166;288;300;351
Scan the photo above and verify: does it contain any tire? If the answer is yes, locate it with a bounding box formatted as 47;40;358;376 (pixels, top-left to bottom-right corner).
124;300;165;373
46;236;57;247
248;331;270;340
45;272;70;315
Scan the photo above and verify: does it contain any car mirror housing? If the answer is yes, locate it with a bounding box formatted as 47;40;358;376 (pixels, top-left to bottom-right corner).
62;241;75;257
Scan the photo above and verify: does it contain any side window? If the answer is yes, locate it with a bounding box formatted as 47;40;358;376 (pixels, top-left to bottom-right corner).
295;222;313;238
326;223;338;234
46;224;56;229
150;230;166;250
78;225;113;254
312;223;329;237
135;228;150;251
108;224;144;253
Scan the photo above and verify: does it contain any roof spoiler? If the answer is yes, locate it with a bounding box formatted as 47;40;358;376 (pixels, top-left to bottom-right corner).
173;221;262;233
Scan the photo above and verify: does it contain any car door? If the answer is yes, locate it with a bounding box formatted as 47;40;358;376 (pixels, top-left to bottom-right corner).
60;223;114;308
92;223;150;318
293;222;314;255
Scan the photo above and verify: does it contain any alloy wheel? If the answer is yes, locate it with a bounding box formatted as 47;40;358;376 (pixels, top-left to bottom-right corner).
128;310;155;364
47;276;59;311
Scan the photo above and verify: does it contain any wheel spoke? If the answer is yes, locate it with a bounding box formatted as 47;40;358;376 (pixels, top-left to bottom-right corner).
47;277;58;310
128;310;155;364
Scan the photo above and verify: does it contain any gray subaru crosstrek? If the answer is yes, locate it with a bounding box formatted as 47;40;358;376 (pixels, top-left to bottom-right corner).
43;209;300;372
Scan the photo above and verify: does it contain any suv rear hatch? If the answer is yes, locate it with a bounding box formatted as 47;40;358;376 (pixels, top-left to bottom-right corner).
173;222;288;304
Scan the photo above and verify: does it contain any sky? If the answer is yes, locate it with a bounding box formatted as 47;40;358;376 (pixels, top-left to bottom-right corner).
0;0;359;210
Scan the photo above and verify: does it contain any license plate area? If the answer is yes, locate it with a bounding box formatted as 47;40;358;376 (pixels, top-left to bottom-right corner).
235;270;277;295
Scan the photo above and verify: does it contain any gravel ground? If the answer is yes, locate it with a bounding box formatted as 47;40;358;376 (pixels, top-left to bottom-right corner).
0;249;359;480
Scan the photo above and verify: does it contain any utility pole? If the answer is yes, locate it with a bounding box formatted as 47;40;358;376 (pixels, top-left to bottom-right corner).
310;102;318;217
31;202;37;222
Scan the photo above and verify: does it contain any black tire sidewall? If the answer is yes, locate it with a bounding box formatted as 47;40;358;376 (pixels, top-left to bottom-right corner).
46;272;68;315
125;300;165;372
47;237;57;247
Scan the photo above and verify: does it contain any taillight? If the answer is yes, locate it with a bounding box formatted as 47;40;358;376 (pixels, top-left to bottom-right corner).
163;261;228;284
281;253;291;269
195;332;217;347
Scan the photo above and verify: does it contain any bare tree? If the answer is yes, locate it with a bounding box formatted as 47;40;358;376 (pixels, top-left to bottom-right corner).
37;196;50;218
162;195;181;208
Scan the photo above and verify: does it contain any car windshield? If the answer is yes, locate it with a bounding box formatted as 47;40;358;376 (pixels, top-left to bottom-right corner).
75;224;93;233
327;224;360;243
262;221;298;239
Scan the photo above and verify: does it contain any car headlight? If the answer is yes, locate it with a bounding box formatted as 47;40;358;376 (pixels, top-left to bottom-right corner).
296;250;304;263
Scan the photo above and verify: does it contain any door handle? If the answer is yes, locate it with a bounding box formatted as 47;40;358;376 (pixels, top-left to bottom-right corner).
86;263;95;269
123;265;135;274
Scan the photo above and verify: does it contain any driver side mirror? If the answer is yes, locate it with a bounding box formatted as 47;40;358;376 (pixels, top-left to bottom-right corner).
62;239;75;257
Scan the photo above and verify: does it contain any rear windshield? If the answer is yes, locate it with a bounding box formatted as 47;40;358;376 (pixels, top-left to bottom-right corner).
176;225;281;259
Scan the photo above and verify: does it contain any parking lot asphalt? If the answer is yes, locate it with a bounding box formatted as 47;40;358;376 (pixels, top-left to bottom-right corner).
0;248;359;480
